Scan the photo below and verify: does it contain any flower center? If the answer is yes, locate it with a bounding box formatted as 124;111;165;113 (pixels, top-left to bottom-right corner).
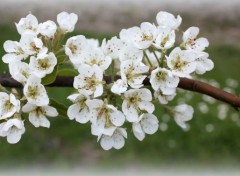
37;58;50;70
172;56;187;70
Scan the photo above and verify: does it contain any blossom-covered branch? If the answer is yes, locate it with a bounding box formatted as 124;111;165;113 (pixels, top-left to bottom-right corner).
1;73;240;108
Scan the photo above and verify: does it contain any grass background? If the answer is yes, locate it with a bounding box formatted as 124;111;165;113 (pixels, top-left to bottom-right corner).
0;25;240;167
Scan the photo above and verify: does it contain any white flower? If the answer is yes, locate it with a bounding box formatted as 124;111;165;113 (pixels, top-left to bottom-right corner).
29;52;57;78
154;27;175;50
79;48;112;71
67;93;91;123
39;20;57;38
20;33;46;56
22;103;58;128
2;40;28;63
86;99;125;136
173;104;194;129
166;47;197;77
65;35;88;65
99;127;127;150
183;27;209;51
156;11;182;30
74;65;103;97
132;113;159;141
0;116;25;144
154;90;176;104
57;11;78;33
194;52;214;74
119;43;143;63
150;67;179;95
0;93;20;120
23;75;49;106
120;60;149;88
9;61;31;84
120;23;157;49
122;88;154;122
144;50;161;67
111;79;128;95
15;13;39;35
101;37;124;59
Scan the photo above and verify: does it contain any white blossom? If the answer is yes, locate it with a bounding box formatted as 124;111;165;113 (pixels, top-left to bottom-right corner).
173;104;194;129
101;37;124;59
194;52;214;74
0;116;25;144
120;60;149;88
156;11;182;30
29;52;57;78
67;93;91;123
15;13;39;35
79;48;112;71
23;75;49;106
154;90;176;104
0;93;20;120
99;127;127;150
122;88;154;122
132;113;159;141
166;47;197;77
57;11;78;33
154;27;175;50
86;99;125;136
111;79;128;95
183;26;209;51
150;67;179;95
2;40;28;63
9;61;31;84
22;103;58;128
119;42;143;63
144;50;161;67
74;65;103;97
39;20;57;38
20;33;47;56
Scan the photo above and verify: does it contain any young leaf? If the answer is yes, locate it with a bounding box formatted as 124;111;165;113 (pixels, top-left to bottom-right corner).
42;66;58;85
57;68;78;77
50;98;68;118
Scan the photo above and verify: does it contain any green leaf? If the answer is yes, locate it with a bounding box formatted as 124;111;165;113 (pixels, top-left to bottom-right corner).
57;68;78;77
57;55;66;63
42;66;58;85
50;98;68;118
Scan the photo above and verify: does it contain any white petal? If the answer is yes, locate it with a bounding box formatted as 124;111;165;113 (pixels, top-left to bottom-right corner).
67;103;81;120
141;113;159;134
75;107;90;124
44;106;58;117
138;101;155;113
22;103;37;113
122;100;139;122
113;132;125;149
109;110;125;126
100;136;113;150
132;122;145;141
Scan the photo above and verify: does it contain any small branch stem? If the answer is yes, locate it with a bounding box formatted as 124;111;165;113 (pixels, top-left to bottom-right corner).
143;50;153;67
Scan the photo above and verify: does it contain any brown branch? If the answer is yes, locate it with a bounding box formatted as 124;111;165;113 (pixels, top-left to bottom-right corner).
1;73;240;108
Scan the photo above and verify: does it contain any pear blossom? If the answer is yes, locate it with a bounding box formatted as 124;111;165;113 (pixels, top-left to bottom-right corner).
9;61;31;84
39;20;57;38
57;11;78;33
150;67;179;95
111;79;128;95
98;127;127;150
166;47;197;77
144;50;161;67
29;52;57;78
0;93;20;120
101;37;124;59
79;48;112;71
15;13;39;35
20;33;47;56
122;88;154;122
23;75;49;106
67;93;91;123
0;115;25;144
132;113;159;141
173;104;194;129
120;60;149;88
183;27;209;51
194;52;214;74
119;43;143;63
74;65;104;97
65;35;88;65
2;40;28;63
154;27;175;50
22;103;58;128
154;90;176;104
86;99;125;136
156;11;182;30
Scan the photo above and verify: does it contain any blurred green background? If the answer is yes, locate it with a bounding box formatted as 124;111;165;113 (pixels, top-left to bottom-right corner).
0;0;240;169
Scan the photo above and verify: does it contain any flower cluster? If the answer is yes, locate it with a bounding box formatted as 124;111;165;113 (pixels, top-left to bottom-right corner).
0;11;214;150
0;12;78;143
